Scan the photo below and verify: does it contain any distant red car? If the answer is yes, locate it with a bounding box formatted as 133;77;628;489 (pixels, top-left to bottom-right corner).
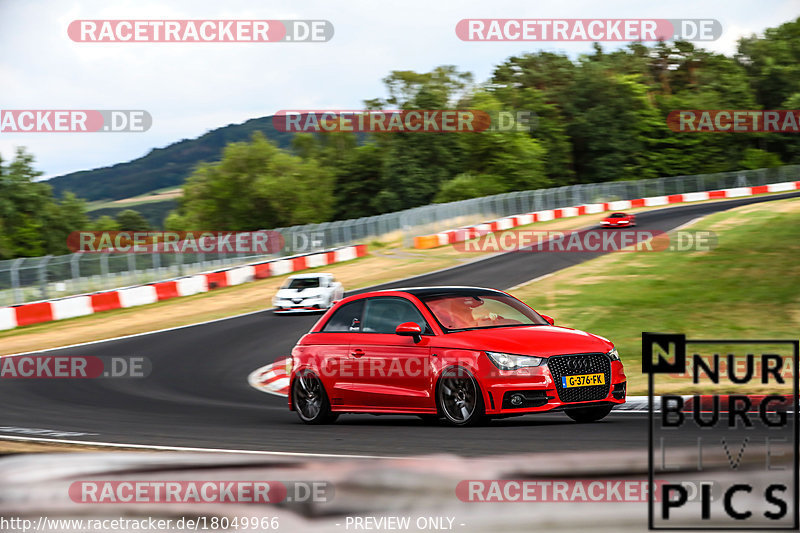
288;287;626;426
601;212;636;227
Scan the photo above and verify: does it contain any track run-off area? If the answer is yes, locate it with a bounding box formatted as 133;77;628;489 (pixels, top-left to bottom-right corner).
0;192;797;457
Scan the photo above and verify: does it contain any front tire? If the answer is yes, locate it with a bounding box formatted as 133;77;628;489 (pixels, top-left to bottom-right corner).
565;404;613;423
292;370;338;424
436;367;485;426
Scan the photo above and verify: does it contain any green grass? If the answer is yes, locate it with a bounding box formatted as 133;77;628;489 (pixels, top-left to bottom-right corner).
515;199;800;395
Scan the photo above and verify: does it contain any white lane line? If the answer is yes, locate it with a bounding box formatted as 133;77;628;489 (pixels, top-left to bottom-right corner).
1;307;271;358
0;434;395;459
0;426;99;437
0;406;655;451
508;216;709;291
0;254;506;358
507;272;557;292
671;216;705;232
1;199;780;455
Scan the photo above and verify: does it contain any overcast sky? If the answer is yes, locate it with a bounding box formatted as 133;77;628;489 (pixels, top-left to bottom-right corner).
1;0;798;179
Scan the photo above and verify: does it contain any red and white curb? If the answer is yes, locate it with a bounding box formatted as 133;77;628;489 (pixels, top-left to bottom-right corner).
246;360;657;408
0;245;367;332
414;180;800;248
620;396;670;412
248;359;291;397
247;363;795;414
621;395;797;413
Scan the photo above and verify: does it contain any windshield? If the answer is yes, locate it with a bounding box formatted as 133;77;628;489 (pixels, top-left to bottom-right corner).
419;293;548;331
609;213;627;218
284;278;320;289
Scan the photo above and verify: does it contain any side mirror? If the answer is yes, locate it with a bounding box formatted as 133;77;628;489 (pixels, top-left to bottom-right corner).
540;314;555;326
396;322;423;343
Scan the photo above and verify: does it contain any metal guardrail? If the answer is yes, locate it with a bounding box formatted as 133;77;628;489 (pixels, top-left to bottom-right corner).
0;165;796;306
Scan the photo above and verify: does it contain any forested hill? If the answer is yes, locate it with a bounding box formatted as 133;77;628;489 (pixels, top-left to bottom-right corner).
47;115;296;201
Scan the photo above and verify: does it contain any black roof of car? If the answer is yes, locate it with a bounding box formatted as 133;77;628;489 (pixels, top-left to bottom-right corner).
376;286;506;297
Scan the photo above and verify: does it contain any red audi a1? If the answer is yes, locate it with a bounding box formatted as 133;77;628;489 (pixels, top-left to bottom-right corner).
288;287;626;426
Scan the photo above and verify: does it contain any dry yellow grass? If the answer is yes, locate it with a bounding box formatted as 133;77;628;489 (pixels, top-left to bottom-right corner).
108;187;183;206
0;215;600;355
0;439;152;454
1;193;790;356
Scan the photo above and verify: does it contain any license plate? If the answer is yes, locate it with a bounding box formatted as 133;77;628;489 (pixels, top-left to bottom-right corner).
562;373;605;388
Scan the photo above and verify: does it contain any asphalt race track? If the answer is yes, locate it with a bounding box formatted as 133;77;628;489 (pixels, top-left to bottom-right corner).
0;192;797;456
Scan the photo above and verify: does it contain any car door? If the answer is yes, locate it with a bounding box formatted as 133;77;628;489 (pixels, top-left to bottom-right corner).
348;296;433;410
311;299;365;408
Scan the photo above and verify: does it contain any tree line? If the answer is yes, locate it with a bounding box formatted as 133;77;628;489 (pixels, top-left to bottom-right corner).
0;149;152;260
166;18;800;230
2;17;798;258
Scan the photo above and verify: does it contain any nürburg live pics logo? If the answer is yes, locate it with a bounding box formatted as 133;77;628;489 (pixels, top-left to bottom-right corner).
644;332;798;530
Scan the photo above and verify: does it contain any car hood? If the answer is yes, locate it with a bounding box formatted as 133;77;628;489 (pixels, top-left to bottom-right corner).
435;325;613;357
276;287;326;298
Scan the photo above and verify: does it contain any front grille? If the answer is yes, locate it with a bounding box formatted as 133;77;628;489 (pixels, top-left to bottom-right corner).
547;353;611;403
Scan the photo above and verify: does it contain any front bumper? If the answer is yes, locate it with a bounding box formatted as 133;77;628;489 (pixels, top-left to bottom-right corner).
272;298;327;312
478;359;627;415
273;305;325;313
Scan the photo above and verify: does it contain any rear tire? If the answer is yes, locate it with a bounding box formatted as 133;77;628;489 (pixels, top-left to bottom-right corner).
292;370;338;424
565;404;613;423
436;367;485;426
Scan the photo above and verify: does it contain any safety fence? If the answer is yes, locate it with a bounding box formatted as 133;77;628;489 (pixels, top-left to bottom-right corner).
0;165;797;306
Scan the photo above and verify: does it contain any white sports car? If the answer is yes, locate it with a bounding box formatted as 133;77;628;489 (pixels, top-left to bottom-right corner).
272;273;344;313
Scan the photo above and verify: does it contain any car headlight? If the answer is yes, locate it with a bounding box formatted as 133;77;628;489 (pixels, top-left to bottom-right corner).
486;351;544;370
607;348;620;361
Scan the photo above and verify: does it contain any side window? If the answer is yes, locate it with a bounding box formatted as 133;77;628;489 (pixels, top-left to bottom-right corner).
362;297;429;334
322;300;364;332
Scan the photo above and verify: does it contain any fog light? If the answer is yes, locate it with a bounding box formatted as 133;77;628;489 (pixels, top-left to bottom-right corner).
510;393;524;406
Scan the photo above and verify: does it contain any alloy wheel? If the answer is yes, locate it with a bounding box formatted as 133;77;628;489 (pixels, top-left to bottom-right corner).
438;368;479;424
294;371;323;421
